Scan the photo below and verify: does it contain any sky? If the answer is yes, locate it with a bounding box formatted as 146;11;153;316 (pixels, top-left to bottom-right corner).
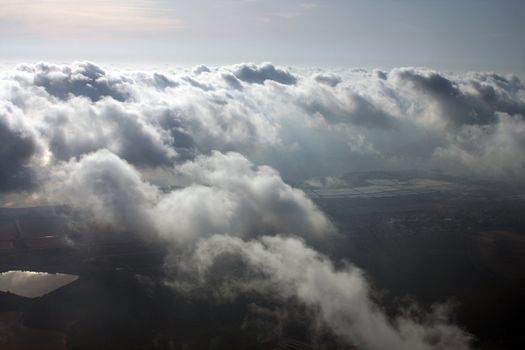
1;0;524;73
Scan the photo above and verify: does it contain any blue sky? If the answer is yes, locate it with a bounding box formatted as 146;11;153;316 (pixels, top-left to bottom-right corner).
1;0;524;73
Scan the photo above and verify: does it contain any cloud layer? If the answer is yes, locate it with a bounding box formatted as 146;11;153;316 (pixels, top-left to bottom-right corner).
2;61;524;192
2;61;523;348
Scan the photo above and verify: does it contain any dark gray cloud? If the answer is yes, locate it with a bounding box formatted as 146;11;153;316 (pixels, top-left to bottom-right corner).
192;65;211;75
296;89;396;129
232;63;297;85
313;72;342;87
42;99;177;167
156;109;196;160
182;76;215;91
374;70;388;80
221;72;243;90
392;68;525;128
18;61;133;102
152;73;179;90
0;102;39;192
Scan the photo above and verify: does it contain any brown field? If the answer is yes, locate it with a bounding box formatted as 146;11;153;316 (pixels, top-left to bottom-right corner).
0;312;67;350
471;230;525;280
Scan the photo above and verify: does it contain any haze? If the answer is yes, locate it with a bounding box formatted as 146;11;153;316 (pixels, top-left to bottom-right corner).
1;0;524;73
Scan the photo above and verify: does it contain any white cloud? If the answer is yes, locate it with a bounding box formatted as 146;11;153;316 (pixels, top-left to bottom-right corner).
1;61;525;195
154;151;333;243
170;234;472;350
48;150;333;243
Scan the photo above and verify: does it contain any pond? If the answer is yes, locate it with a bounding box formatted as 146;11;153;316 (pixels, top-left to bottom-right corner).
0;271;78;298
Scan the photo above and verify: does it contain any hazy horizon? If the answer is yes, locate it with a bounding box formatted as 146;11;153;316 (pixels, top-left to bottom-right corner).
1;0;524;74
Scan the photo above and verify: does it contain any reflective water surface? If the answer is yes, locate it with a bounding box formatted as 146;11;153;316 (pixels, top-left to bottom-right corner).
0;271;78;298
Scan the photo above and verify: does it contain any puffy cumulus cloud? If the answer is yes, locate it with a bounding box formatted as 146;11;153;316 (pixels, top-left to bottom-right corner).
220;71;244;90
49;150;332;243
151;82;280;153
170;234;472;350
14;61;134;102
0;101;41;192
391;68;525;128
433;113;525;179
49;150;159;234
192;65;211;75
232;62;297;85
292;81;396;129
1;61;525;189
313;72;342;87
154;151;333;243
41;98;178;167
151;72;179;90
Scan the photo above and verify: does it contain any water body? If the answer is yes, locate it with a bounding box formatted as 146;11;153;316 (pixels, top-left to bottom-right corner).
0;271;78;298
